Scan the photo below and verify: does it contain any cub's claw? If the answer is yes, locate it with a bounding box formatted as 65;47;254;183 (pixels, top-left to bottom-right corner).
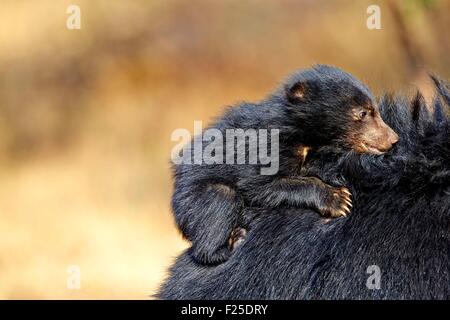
341;188;351;196
228;227;247;250
320;186;353;218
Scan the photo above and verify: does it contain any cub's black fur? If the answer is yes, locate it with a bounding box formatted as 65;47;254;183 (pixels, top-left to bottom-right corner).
159;75;450;299
172;65;397;264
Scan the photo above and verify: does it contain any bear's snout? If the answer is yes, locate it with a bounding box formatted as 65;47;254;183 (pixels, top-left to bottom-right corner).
357;115;399;155
385;127;399;149
375;123;399;152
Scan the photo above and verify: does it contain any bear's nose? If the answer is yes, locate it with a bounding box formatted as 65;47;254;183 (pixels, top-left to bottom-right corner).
388;131;399;146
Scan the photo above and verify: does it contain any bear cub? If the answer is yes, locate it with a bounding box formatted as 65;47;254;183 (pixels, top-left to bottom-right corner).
171;65;399;265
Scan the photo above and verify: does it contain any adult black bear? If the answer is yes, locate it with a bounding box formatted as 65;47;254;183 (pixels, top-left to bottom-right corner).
159;75;450;299
172;65;398;265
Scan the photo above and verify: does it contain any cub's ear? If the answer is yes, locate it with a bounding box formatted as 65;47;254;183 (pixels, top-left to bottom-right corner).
286;81;308;103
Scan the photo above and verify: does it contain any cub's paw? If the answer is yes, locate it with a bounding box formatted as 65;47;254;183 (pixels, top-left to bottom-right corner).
320;186;352;218
228;227;247;250
191;228;247;265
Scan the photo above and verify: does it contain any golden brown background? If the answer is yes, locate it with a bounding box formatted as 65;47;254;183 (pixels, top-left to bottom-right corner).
0;0;448;299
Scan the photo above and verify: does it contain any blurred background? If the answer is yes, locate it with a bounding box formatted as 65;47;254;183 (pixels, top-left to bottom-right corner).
0;0;448;299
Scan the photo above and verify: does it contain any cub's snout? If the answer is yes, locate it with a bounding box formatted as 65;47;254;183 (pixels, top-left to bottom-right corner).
351;106;399;155
365;118;399;154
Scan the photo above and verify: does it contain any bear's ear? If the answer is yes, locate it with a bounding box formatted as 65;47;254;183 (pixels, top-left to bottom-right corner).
286;81;308;103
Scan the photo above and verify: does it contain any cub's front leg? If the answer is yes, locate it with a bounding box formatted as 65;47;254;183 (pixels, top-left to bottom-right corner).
302;177;353;217
240;176;352;218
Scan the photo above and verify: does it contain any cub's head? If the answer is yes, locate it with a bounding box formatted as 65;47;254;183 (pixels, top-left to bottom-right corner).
281;65;399;155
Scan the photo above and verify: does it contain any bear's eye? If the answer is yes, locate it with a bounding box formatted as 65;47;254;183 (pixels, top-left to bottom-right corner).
359;111;368;119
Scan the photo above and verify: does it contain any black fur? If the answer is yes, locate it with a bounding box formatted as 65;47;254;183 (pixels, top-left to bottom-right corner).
159;75;450;300
172;65;379;264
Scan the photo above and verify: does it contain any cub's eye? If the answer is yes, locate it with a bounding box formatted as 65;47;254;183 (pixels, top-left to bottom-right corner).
359;111;368;119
